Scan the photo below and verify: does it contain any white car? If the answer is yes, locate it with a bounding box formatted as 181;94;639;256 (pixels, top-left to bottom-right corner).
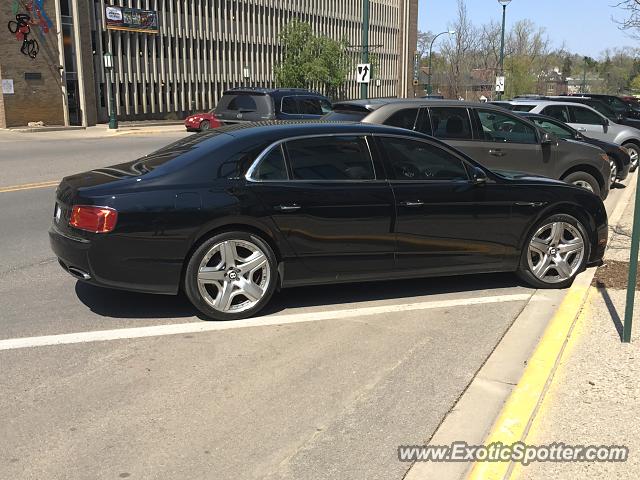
505;100;640;169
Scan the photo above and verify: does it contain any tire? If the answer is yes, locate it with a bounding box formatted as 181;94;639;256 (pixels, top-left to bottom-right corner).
623;142;639;172
184;231;277;320
199;120;210;131
516;214;590;289
562;171;601;197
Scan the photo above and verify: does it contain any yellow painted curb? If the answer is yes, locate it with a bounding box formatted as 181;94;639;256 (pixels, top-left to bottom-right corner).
467;284;590;480
0;180;59;193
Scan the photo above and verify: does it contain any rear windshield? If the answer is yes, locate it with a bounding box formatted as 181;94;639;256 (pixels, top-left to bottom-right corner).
322;110;368;122
215;93;273;114
510;104;536;112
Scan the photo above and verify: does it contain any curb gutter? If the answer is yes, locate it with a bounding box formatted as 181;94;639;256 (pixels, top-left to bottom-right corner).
466;179;637;480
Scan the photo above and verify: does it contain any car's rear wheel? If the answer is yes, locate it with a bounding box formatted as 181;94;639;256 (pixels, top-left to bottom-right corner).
562;171;601;197
623;142;639;171
516;214;590;289
199;120;211;131
184;231;277;320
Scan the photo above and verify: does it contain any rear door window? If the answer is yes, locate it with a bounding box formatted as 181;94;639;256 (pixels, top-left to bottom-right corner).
281;96;298;114
425;107;473;140
569;106;603;125
285;136;375;180
297;97;324;115
540;105;570;122
383;108;419;130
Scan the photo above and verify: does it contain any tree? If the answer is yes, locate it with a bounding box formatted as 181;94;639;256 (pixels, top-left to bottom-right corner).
630;73;640;93
440;0;478;98
614;0;640;36
275;20;350;99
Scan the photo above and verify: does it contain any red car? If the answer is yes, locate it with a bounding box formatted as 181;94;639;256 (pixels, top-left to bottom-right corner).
184;111;222;132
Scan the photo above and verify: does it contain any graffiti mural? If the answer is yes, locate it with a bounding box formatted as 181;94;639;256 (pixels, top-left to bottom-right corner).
7;0;54;59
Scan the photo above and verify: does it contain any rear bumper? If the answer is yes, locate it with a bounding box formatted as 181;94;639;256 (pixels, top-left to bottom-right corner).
49;224;179;295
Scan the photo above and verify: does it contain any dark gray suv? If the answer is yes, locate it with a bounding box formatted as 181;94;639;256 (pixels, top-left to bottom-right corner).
327;100;611;199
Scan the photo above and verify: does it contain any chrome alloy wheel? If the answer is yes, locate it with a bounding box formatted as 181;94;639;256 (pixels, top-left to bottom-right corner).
572;180;594;193
628;146;639;169
196;239;270;313
609;160;618;184
527;222;585;284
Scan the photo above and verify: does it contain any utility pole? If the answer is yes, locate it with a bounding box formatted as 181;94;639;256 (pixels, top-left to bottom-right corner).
497;0;511;100
582;56;588;94
361;0;369;100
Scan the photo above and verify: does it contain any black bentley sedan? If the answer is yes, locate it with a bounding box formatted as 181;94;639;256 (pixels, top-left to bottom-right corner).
50;122;608;320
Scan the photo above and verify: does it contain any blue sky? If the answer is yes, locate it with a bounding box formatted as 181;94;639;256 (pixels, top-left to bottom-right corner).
418;0;637;57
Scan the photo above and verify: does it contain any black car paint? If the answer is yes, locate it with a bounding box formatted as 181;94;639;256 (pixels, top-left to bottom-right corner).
50;122;608;296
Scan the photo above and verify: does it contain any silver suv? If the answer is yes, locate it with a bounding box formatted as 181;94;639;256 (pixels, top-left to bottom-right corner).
327;99;612;199
506;100;640;169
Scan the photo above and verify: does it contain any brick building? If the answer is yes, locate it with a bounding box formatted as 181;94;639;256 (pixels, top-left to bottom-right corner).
0;0;417;128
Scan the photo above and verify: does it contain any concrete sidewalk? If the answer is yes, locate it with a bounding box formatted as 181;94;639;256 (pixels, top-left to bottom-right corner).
513;187;640;479
0;123;187;140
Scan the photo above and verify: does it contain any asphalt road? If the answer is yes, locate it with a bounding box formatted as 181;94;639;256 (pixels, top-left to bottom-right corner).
0;131;629;479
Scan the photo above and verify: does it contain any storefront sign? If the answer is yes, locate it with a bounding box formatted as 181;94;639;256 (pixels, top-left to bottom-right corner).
105;6;158;33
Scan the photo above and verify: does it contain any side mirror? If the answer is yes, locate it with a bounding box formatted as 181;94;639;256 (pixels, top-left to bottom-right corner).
471;167;488;185
541;131;557;145
574;133;584;141
605;117;613;126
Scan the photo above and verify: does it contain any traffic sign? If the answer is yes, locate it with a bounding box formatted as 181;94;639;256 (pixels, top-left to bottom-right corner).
357;64;371;84
495;76;505;93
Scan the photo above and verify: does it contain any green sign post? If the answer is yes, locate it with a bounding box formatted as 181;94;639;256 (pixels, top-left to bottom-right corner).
623;172;640;343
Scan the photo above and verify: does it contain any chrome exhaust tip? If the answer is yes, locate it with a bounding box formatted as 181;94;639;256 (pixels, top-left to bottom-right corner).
67;266;91;281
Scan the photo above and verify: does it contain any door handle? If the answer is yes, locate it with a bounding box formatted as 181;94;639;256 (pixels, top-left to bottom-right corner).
488;149;506;157
576;127;587;132
399;201;425;207
274;204;301;212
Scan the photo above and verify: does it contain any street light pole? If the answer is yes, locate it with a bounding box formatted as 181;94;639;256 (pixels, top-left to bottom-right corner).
103;52;118;130
582;56;588;94
427;30;455;96
497;0;512;100
361;0;370;100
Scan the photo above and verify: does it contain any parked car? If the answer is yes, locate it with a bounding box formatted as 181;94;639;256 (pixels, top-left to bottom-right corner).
506;99;640;171
514;95;640;130
330;99;612;198
569;93;640;120
516;112;631;184
184;88;333;132
50;122;607;320
184;110;222;132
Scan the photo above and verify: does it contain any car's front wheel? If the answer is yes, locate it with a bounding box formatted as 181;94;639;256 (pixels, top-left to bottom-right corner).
516;214;590;289
184;232;277;320
562;171;601;197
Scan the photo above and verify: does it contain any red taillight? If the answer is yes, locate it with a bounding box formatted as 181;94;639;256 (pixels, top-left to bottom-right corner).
69;205;118;233
210;114;222;128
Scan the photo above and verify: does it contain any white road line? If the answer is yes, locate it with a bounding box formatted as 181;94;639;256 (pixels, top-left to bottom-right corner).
0;294;531;351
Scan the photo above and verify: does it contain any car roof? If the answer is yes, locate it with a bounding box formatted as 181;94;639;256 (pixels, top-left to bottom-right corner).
222;87;327;98
333;98;499;112
192;120;436;143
